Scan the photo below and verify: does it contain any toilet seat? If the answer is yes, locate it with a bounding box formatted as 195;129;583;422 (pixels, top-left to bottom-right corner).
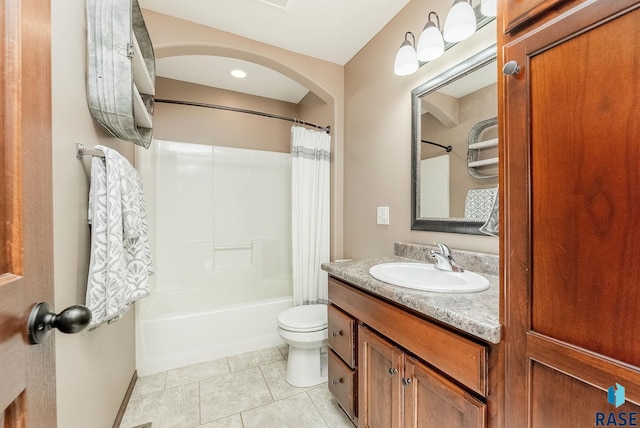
277;304;327;333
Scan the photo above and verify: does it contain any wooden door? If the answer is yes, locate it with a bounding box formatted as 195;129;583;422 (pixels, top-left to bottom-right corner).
358;326;403;428
1;0;55;426
502;1;640;426
404;355;486;428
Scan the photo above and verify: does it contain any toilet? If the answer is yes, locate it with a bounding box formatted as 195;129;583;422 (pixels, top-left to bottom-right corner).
277;304;328;387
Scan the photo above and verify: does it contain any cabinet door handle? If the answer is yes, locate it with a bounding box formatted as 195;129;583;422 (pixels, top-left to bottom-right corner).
503;60;521;76
332;330;343;337
332;378;343;385
388;367;398;376
402;377;413;387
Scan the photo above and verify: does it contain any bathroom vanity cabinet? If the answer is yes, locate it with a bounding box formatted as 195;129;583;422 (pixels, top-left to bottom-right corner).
500;0;640;426
328;277;500;427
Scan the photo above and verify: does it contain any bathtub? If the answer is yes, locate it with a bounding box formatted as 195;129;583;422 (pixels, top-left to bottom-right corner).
136;291;292;376
134;238;293;376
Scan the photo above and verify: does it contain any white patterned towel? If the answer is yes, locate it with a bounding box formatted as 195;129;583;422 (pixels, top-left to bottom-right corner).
86;145;153;328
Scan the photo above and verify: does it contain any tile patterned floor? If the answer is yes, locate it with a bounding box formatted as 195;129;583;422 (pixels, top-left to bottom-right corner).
120;345;355;428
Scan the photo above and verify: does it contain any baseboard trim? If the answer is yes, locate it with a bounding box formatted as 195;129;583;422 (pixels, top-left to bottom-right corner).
113;370;138;428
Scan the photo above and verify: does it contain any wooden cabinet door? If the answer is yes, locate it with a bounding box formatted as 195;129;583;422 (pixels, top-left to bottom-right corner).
502;1;640;426
358;325;403;428
404;355;486;428
502;0;566;32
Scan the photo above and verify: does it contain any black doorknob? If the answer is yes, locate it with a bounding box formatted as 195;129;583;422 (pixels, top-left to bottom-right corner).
27;302;92;345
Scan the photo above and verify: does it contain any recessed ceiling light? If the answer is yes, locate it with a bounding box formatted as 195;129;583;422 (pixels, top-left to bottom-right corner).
230;68;247;79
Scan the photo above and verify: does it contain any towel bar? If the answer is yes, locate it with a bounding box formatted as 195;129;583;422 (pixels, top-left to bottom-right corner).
76;143;105;159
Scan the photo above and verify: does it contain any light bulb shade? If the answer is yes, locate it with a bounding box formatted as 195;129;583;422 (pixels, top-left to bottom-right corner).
443;0;476;43
394;40;418;76
417;23;444;62
481;0;497;17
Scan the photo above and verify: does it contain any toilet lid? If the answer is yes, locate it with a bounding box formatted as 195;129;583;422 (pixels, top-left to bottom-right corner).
278;304;328;332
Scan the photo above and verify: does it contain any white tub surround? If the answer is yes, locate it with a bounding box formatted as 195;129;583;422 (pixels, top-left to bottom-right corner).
136;141;293;375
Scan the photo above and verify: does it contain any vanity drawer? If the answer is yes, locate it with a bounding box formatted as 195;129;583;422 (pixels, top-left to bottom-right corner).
328;349;356;420
329;277;488;396
328;304;356;367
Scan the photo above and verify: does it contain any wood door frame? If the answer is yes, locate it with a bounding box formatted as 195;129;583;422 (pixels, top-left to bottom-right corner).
1;0;56;425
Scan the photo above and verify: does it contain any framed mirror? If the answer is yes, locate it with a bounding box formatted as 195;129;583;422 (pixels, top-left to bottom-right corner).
411;44;498;235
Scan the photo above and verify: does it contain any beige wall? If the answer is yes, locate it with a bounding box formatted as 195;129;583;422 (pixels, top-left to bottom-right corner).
299;91;334;135
154;77;299;153
343;0;499;258
52;1;137;426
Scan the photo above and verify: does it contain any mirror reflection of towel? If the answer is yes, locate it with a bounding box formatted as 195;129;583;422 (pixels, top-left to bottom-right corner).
464;188;497;219
479;187;499;237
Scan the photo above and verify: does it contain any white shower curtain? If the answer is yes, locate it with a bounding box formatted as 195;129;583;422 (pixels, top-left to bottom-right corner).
291;126;331;306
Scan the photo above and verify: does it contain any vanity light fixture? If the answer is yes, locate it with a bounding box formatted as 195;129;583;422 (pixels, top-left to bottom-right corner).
443;0;476;43
229;68;247;79
393;32;419;76
395;0;494;76
417;12;445;62
481;0;497;17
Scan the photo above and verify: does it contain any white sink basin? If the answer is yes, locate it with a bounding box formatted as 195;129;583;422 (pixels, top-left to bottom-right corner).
369;263;489;293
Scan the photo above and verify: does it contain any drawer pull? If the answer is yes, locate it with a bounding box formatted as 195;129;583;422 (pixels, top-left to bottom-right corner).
402;377;413;387
332;378;343;385
332;330;343;337
388;367;398;376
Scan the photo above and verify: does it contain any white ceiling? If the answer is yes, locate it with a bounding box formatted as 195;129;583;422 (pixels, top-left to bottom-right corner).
140;0;412;103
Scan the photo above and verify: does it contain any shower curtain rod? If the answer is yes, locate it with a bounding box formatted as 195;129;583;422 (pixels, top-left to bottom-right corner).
421;139;452;153
155;98;331;134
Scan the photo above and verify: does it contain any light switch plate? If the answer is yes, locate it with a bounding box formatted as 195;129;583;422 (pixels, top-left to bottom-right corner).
377;207;390;225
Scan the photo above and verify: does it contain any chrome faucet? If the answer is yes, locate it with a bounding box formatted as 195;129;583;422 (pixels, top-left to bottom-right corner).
429;242;465;273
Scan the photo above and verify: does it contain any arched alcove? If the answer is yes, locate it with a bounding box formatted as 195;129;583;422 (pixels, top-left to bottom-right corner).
153;44;335;109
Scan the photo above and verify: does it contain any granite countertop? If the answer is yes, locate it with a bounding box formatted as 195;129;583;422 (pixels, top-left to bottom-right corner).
321;255;501;344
